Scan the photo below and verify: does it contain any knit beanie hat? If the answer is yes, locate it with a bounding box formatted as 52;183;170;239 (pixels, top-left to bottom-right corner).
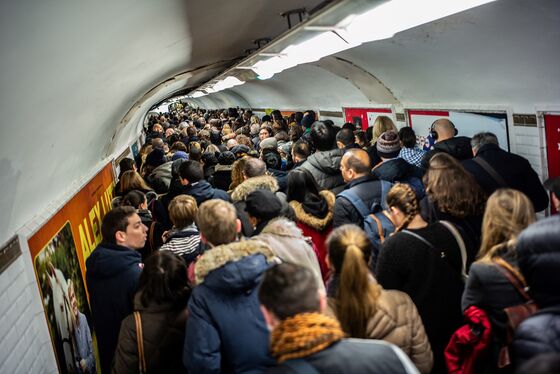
260;137;278;150
301;113;315;129
376;130;401;159
231;144;250;157
245;189;283;221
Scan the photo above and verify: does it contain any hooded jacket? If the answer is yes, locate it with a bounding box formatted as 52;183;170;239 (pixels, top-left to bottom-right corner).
289;190;335;280
183;240;276;374
299;148;345;193
372;158;424;209
86;243;143;374
255;218;325;292
231;175;291;237
421;136;473;171
112;293;189;374
180;179;230;207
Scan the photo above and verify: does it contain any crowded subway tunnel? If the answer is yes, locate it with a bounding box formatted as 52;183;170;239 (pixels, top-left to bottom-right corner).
1;0;560;373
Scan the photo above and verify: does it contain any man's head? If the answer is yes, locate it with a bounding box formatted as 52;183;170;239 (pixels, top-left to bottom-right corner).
245;189;283;228
340;148;371;183
196;200;241;246
179;160;204;185
151;137;164;149
431;118;458;142
544;176;560;211
291;140;311;163
310;121;335;151
471;132;499;156
243;157;267;179
101;206;147;249
335;128;355;149
259;263;325;329
152;123;163;133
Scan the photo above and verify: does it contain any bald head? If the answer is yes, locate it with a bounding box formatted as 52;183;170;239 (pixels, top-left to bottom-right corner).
152;137;164;149
432;119;456;142
340;148;371;183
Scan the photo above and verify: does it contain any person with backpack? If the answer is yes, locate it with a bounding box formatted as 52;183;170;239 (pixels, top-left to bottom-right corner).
376;183;467;374
333;148;382;228
326;224;433;373
456;189;536;373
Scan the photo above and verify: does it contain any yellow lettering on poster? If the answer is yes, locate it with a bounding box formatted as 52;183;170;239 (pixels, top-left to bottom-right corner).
78;219;92;257
91;202;102;245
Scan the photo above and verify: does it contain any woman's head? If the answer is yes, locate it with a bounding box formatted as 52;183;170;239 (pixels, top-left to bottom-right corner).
479;189;535;261
423;152;486;218
287;169;321;203
326;225;380;338
386;183;420;231
138;251;190;308
121;190;147;210
371;116;397;145
119;170;151;193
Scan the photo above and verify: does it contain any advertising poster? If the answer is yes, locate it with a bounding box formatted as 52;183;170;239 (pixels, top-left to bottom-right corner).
28;162;114;373
343;107;394;130
407;110;509;151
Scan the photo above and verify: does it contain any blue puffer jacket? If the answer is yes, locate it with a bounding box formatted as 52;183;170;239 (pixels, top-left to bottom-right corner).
183;240;276;374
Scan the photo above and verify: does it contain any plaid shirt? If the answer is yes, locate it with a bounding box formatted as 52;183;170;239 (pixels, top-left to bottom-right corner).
398;146;426;167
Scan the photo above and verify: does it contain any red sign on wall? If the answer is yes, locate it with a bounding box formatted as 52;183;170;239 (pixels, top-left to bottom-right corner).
343;107;393;130
544;114;560;213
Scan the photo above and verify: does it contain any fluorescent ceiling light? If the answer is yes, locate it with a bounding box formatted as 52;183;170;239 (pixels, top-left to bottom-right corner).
190;91;206;98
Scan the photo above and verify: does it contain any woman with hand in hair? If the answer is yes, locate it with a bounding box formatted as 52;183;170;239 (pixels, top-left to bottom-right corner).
327;224;433;374
376;183;466;374
461;189;535;373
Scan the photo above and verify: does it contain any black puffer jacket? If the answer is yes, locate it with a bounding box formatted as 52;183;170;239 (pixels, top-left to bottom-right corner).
421;136;473;171
462;143;549;212
299;148;345;193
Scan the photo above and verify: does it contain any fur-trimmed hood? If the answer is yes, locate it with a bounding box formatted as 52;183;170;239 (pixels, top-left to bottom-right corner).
231;175;279;202
289;190;335;231
194;240;275;286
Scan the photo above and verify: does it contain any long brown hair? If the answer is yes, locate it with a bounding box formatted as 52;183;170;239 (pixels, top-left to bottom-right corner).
478;189;535;264
423;153;486;218
386;183;420;232
119;170;152;194
327;225;381;338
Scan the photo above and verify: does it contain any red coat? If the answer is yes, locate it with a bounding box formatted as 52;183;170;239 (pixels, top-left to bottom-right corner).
289;190;335;282
445;305;492;374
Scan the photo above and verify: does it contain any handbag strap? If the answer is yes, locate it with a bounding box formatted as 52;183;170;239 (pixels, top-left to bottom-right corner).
439;221;468;280
493;258;532;302
473;157;507;187
401;229;436;249
134;311;147;374
369;214;385;242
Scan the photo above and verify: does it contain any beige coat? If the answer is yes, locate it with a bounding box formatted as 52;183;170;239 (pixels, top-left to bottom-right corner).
328;287;433;374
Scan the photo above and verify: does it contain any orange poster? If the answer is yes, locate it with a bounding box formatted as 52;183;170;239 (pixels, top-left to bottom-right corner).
28;162;114;374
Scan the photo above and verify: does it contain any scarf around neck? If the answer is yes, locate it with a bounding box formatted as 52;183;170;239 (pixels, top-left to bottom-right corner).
270;312;345;363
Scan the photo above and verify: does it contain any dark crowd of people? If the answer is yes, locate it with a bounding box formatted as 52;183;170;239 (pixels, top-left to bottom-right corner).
85;107;560;374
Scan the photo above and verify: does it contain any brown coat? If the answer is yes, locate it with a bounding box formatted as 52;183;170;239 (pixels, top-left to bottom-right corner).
328;288;433;374
112;294;188;374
